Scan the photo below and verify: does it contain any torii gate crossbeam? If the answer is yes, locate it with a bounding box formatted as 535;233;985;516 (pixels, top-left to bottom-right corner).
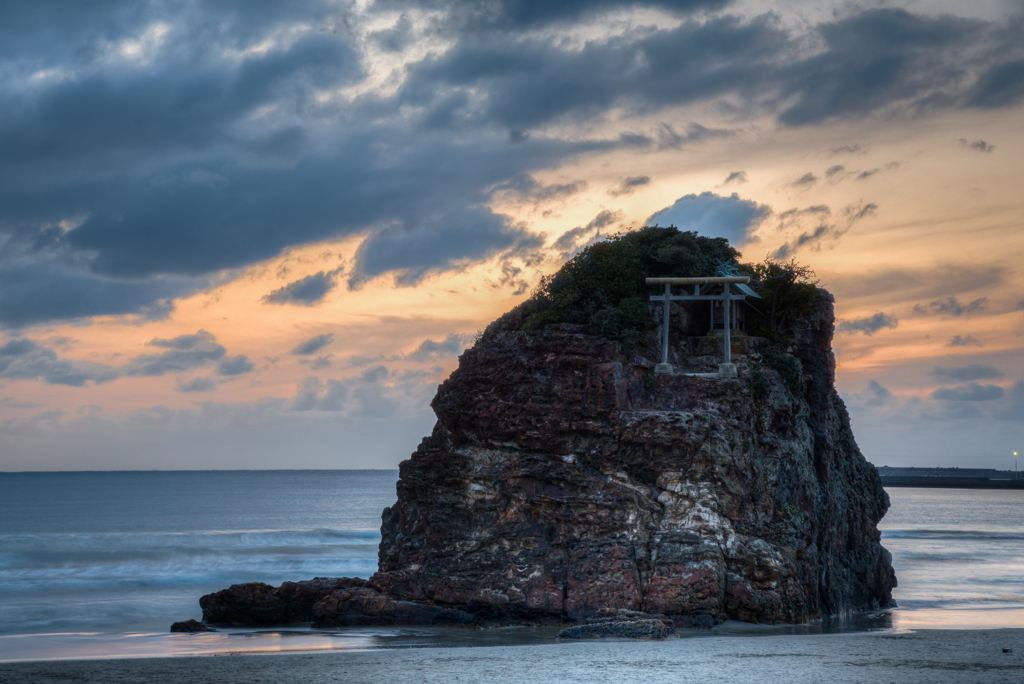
646;276;751;378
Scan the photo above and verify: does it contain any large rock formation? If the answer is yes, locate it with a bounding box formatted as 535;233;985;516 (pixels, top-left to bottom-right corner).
201;287;895;627
370;289;894;624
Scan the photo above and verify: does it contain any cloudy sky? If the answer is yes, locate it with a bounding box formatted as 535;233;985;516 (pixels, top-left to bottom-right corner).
1;0;1022;471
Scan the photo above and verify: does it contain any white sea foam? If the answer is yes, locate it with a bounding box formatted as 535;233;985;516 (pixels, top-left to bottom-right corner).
0;471;398;638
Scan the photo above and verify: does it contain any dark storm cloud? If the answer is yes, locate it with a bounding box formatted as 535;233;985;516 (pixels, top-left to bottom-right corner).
369;14;413;52
372;0;730;31
138;334;250;377
0;264;198;328
722;171;747;186
828;143;865;156
0;338;118;386
775;9;986;126
790;173;817;187
772;202;875;260
931;364;1003;382
407;334;469;362
837;312;897;335
305;355;333;370
957;138;995;153
490;261;529;294
351;366;403;419
772;225;836;260
994;380;1024;422
949;334;983;347
845;203;879;223
0;328;254;386
263;270;343;306
292;377;348;411
347;331;471;366
350;206;544;286
125;330;226;376
0;340;40;357
2;2;1022;328
914;295;986;317
177;377;217;393
493;176;588;203
931;383;1005;401
2;36;357;170
149;331;216;350
776;205;831;230
553;225;598;253
360;365;389;384
404;8;1010;134
966;59;1024;109
655;122;731;149
860;380;893;406
217;355;255;376
0;0;345;64
608;176;650;197
402;14;790;134
553;210;622;254
292;333;335;356
0;1;576;322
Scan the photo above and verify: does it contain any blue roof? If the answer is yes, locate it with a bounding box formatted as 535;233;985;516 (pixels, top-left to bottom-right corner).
716;261;762;299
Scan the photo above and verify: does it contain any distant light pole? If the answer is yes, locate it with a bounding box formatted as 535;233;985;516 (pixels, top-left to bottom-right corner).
1016;452;1019;480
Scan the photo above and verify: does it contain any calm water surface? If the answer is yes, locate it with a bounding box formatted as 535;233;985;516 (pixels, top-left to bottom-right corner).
0;472;1021;660
880;487;1024;629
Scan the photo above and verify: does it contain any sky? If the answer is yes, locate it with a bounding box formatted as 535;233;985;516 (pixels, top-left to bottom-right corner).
1;0;1022;471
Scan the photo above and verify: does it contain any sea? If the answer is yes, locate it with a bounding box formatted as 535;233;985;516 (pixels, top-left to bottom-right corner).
0;471;1022;661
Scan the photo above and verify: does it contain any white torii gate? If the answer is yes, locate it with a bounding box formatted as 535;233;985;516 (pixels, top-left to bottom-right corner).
645;276;752;378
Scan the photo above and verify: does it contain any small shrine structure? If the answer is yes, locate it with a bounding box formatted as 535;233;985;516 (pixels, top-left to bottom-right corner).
646;267;760;378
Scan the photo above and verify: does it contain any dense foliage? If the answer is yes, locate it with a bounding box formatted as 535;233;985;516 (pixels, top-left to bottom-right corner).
518;227;739;340
747;258;819;337
516;226;819;346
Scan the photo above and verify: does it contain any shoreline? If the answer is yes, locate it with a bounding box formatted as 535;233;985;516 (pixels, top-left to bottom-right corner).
5;606;1024;664
2;629;1023;683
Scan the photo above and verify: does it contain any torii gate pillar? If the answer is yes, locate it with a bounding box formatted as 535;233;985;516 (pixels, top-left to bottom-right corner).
647;276;750;378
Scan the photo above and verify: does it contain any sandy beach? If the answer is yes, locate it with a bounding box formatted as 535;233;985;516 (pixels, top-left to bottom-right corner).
3;629;1023;684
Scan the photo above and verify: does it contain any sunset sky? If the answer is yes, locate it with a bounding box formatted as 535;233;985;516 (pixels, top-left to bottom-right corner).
1;0;1022;471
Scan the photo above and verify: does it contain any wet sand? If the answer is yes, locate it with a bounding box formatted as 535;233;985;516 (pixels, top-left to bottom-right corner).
3;628;1023;684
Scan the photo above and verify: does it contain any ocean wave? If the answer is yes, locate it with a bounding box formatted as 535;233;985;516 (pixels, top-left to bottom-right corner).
0;527;378;548
0;528;381;594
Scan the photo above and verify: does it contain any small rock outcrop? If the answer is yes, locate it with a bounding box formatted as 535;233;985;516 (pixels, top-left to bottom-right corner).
170;619;216;633
200;577;360;625
200;288;895;630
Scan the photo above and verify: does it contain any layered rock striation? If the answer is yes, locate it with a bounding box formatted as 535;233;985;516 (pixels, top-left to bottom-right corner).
201;288;895;628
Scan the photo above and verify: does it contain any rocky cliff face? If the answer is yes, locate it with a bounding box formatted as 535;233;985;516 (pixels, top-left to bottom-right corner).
200;289;895;627
371;289;894;625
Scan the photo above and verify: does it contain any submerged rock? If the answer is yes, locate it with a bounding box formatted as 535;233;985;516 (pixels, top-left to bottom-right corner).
170;619;216;633
557;620;674;639
200;286;895;628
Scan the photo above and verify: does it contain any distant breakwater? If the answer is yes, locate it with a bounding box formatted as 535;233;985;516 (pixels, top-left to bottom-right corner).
878;467;1024;490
